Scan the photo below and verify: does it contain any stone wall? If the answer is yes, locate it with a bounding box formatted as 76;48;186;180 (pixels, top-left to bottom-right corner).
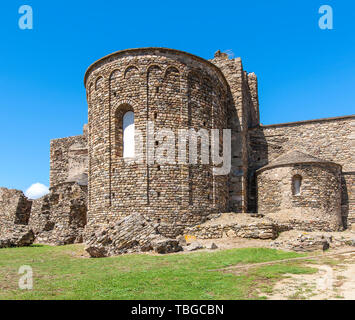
85;48;242;237
3;48;351;252
50;127;88;188
248;116;354;226
0;183;87;247
257;163;343;231
211;51;259;213
29;182;87;245
185;213;277;240
0;188;32;233
0;188;34;247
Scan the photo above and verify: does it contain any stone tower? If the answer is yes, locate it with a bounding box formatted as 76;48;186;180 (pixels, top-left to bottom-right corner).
84;48;258;236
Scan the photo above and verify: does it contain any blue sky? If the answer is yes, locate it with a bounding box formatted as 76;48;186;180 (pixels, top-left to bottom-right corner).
0;0;354;192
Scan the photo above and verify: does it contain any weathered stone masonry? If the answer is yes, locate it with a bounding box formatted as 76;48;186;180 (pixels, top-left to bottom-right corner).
257;151;343;231
50;126;88;188
0;188;34;247
1;47;353;251
29;182;87;245
59;48;355;238
248;116;354;228
83;48;259;237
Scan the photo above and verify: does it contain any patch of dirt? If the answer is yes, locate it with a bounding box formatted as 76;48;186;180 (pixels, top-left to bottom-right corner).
266;252;355;300
137;237;276;256
195;228;355;253
275;229;354;244
198;237;274;250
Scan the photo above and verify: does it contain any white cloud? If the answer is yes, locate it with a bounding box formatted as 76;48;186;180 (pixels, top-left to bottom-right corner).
25;183;49;200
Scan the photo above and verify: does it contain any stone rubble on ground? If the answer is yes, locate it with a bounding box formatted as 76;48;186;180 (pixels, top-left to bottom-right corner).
0;225;34;248
0;186;353;256
185;241;204;252
270;230;355;252
176;235;187;247
205;242;218;250
85;213;182;257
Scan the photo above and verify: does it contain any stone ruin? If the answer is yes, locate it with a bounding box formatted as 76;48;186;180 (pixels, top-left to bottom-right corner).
0;188;34;248
29;182;87;245
0;182;88;248
0;48;354;256
0;185;184;255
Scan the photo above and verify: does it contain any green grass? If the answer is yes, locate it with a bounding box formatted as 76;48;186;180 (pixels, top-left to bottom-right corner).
0;245;316;300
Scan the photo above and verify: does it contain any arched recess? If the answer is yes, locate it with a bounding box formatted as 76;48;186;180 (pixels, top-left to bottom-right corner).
114;104;134;158
163;67;180;97
188;71;201;92
164;66;180;86
124;66;139;80
87;82;94;103
202;77;213;104
147;65;163;91
187;71;202;128
124;66;140;99
147;65;163;122
95;76;104;91
95;76;105;109
109;70;121;96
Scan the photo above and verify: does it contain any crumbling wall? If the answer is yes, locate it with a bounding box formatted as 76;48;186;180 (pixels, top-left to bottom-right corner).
50;126;88;188
0;188;34;247
211;51;259;213
1;122;88;248
29;182;87;245
0;188;32;232
0;183;87;247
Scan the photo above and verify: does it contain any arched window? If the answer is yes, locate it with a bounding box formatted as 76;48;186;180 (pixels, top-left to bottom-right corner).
292;175;302;195
123;111;135;158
